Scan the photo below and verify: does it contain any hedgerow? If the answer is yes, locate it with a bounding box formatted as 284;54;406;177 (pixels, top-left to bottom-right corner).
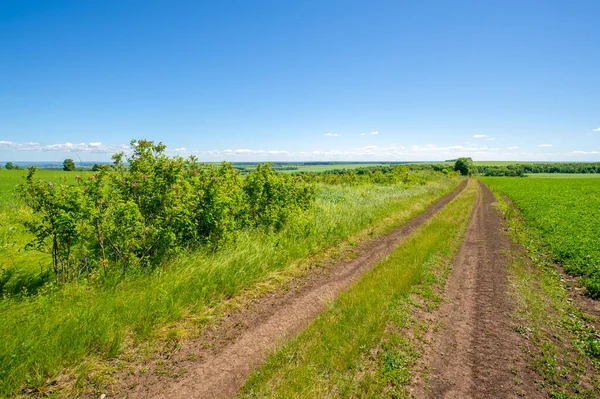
18;140;315;282
297;164;454;185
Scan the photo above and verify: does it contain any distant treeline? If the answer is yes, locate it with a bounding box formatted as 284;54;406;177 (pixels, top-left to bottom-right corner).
294;163;454;185
475;162;600;177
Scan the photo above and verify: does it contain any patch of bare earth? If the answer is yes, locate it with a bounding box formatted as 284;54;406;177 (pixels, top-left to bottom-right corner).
411;182;543;399
108;181;468;398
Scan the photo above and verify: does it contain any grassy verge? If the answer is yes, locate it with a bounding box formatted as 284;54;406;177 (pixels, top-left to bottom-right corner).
491;190;600;399
240;180;477;398
0;176;461;397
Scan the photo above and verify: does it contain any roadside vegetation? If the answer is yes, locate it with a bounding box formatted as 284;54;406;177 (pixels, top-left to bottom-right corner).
240;180;477;398
482;177;600;298
0;141;460;397
490;188;600;398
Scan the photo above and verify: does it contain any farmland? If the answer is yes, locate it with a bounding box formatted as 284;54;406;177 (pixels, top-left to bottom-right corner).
2;157;600;397
0;153;460;397
482;177;600;297
240;181;478;397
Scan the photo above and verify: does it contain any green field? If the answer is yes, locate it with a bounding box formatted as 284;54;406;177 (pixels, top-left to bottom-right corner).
232;162;406;174
525;173;600;178
482;177;600;297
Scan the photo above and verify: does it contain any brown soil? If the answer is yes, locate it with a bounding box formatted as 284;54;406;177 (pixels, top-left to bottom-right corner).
411;182;544;399
112;180;468;398
558;271;600;331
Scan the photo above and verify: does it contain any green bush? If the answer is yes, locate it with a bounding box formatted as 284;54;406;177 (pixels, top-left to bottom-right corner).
17;140;317;280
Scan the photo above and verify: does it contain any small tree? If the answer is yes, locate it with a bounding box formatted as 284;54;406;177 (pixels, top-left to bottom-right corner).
454;157;473;176
63;158;76;171
5;161;15;170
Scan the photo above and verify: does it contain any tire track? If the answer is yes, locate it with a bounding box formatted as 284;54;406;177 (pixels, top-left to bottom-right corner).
413;181;542;398
121;180;467;399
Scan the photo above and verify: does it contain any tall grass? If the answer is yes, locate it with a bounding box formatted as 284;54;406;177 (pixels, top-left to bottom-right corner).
240;180;477;398
0;175;460;396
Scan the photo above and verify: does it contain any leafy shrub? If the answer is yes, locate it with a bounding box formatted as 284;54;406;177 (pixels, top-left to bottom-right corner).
17;140;316;281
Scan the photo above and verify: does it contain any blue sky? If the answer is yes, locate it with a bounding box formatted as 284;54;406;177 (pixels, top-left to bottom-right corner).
1;0;599;162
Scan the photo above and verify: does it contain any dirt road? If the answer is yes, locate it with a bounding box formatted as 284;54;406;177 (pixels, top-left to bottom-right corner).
412;182;543;398
120;181;467;398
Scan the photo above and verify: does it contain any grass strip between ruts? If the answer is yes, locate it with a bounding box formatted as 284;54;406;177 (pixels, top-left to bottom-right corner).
240;179;478;398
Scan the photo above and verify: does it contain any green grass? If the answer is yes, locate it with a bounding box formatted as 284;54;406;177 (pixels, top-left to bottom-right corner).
240;180;477;398
491;189;600;398
0;170;93;297
0;170;461;397
481;177;600;297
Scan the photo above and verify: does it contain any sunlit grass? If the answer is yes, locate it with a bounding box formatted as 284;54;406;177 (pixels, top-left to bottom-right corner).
240;180;477;398
0;170;460;396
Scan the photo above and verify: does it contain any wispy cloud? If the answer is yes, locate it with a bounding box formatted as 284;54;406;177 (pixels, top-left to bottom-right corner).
360;131;379;136
473;134;496;141
0;141;129;153
593;128;600;132
570;150;600;155
324;133;342;137
411;143;500;155
3;140;598;162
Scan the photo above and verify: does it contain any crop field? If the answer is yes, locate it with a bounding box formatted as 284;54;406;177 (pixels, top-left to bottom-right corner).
525;173;600;178
0;151;460;397
482;177;600;297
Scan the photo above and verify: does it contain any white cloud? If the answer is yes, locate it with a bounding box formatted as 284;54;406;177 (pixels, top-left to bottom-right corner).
538;144;553;147
593;128;600;132
370;131;379;135
473;134;495;141
0;140;129;153
4;140;597;163
234;149;265;155
324;133;342;137
360;131;379;136
411;143;499;154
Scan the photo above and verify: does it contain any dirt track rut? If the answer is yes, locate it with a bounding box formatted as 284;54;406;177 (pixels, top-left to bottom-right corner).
124;180;467;399
413;181;542;399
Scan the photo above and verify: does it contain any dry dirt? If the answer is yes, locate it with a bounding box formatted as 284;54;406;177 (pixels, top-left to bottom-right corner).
411;182;544;399
113;181;468;398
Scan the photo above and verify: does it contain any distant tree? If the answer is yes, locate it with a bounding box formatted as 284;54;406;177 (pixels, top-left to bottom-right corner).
5;162;15;170
63;158;76;171
91;163;103;171
454;157;473;176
